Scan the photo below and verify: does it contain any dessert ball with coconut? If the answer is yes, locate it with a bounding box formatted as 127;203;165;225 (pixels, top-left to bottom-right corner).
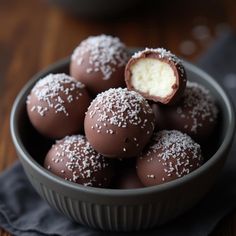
44;135;113;187
137;130;203;187
70;34;129;96
26;73;91;139
84;88;155;158
125;48;187;105
151;82;218;141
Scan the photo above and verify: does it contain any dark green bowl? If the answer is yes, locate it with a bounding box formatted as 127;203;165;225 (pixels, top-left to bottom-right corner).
10;57;235;231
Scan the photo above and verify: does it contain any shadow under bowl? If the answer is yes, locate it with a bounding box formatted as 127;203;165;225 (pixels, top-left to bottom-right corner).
10;57;235;231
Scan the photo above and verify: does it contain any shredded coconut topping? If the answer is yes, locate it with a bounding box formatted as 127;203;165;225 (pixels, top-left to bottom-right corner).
71;35;129;80
178;81;218;133
52;135;110;186
132;48;180;63
87;88;154;129
144;130;202;179
27;73;85;117
132;48;185;76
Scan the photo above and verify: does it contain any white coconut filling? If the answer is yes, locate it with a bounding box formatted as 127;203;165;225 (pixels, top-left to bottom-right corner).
130;58;176;98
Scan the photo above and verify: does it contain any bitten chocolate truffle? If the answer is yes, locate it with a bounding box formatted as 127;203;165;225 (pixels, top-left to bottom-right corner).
44;135;113;187
27;73;91;139
137;130;203;186
125;48;187;105
70;35;129;95
152;82;218;141
84;88;155;158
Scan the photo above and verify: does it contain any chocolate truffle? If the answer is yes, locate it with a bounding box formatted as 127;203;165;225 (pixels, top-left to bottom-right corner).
70;35;129;95
84;88;155;158
27;73;91;139
125;48;187;105
44;135;113;187
115;168;144;189
152;82;218;141
137;130;203;187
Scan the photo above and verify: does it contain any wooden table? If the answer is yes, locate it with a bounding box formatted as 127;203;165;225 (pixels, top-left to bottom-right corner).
0;0;236;235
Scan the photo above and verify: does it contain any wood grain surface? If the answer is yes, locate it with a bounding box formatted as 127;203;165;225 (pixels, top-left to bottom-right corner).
0;0;235;235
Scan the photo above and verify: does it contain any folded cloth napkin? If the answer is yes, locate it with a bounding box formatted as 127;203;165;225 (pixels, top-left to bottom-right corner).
1;32;236;236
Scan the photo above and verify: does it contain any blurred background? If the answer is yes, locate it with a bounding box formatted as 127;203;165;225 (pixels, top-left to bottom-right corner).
0;0;236;235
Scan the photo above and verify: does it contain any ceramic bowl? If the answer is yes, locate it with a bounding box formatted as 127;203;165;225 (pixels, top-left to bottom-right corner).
10;57;235;231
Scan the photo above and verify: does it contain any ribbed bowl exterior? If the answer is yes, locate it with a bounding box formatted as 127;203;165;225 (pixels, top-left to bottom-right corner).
11;58;235;231
18;147;228;231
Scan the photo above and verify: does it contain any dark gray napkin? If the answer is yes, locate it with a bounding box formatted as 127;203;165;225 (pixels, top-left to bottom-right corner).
1;32;236;236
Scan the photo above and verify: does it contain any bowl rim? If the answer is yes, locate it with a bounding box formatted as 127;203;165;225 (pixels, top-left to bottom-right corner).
10;57;235;197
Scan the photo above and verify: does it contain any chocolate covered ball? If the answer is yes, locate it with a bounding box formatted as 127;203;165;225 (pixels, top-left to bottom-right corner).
84;88;155;158
70;35;129;95
115;168;144;189
27;73;91;139
44;135;113;187
137;130;203;187
152;82;218;141
125;48;187;105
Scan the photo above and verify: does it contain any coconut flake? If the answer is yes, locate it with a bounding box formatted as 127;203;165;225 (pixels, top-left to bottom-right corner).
71;35;129;80
27;73;85;116
87;88;154;130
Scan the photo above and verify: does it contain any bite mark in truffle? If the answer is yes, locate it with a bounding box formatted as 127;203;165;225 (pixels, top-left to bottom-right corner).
125;48;187;105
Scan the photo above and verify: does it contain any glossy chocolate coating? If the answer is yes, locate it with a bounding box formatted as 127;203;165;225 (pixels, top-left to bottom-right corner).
115;168;144;189
26;73;91;139
70;35;129;96
84;88;155;158
152;82;218;141
44;135;113;187
137;130;203;187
